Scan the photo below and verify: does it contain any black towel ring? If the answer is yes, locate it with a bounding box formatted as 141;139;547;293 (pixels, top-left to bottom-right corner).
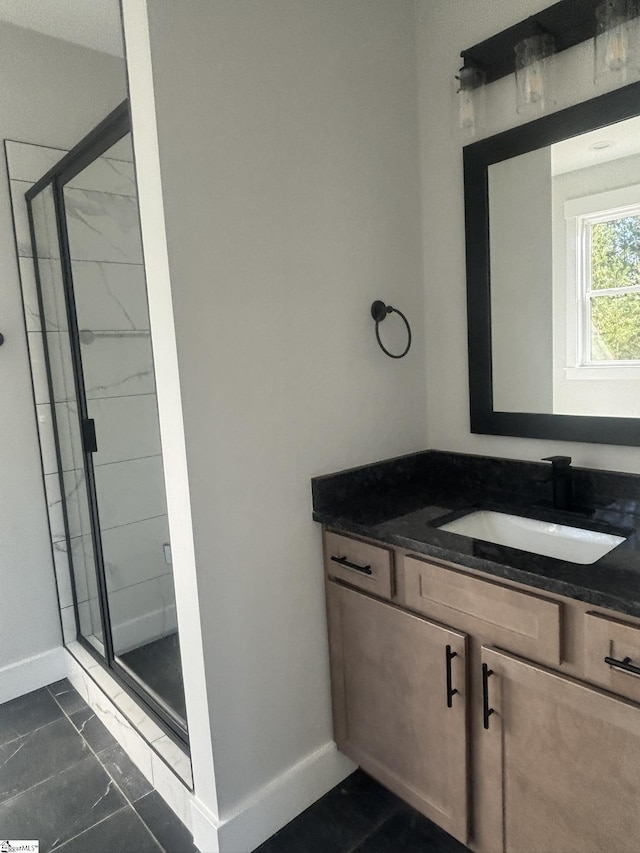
370;300;411;359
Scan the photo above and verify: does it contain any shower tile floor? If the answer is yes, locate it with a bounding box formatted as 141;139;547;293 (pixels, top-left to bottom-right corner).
0;681;470;853
0;680;198;852
119;632;187;721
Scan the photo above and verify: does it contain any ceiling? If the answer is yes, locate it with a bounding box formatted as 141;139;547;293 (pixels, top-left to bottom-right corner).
552;115;640;175
0;0;124;57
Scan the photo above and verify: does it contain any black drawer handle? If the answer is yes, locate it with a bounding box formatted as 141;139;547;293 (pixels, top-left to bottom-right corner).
330;555;373;576
604;655;640;678
445;645;459;709
482;663;495;730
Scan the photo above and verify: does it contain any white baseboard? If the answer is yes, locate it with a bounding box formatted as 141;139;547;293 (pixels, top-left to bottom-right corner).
191;741;355;853
0;646;67;704
190;799;221;853
112;603;177;654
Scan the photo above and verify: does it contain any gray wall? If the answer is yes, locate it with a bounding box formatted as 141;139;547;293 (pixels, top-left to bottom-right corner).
143;0;427;819
0;21;126;697
490;147;554;413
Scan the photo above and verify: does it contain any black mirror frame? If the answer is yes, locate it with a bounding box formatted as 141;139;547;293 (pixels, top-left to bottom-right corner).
464;79;640;447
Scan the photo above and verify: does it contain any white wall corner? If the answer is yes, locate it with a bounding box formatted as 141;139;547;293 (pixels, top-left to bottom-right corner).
189;798;221;853
201;742;355;853
0;646;66;704
120;0;219;820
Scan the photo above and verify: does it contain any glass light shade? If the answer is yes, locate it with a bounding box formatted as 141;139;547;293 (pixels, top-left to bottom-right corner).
456;64;486;137
515;34;556;115
594;0;640;82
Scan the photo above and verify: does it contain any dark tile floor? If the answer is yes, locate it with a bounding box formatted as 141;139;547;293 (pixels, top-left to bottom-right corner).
1;681;470;853
120;633;187;721
253;771;470;853
0;680;198;853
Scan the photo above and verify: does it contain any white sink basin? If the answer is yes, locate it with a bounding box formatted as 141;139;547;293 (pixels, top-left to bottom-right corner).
438;510;625;564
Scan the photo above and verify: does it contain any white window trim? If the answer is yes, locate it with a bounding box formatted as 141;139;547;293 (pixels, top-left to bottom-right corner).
565;365;640;380
564;183;640;219
564;184;640;378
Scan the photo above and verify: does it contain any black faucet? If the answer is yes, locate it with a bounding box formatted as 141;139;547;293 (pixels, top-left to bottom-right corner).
541;456;573;511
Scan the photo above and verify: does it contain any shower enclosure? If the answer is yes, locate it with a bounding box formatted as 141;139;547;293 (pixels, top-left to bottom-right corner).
24;102;188;744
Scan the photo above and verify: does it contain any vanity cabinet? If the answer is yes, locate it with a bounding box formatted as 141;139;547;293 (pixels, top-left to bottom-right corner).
583;611;640;704
324;530;394;599
481;646;640;853
402;556;562;667
323;528;640;853
326;580;470;842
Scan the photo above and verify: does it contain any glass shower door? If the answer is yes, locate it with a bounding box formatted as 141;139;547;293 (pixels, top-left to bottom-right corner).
28;184;105;655
27;104;187;741
61;132;187;726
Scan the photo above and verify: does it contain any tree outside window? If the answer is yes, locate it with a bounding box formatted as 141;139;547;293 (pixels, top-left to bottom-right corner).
583;208;640;363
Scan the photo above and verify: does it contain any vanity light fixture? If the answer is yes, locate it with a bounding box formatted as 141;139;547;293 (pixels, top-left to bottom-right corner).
455;62;486;136
594;0;640;83
514;33;556;114
459;0;640;123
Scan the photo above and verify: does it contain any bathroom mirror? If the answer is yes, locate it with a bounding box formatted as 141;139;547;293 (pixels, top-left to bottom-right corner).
464;80;640;446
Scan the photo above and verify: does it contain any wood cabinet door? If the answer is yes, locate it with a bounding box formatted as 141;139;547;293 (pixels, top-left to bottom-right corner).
327;580;469;843
481;646;640;853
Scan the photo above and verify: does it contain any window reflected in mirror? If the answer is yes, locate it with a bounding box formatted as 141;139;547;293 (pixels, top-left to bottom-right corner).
489;114;640;418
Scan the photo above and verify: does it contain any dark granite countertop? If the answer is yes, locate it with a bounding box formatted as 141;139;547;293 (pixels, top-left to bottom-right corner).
312;450;640;619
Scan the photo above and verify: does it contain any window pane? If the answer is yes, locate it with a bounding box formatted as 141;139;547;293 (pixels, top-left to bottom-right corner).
590;215;640;291
591;293;640;360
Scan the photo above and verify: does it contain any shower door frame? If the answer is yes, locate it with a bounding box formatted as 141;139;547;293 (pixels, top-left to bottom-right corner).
26;101;188;748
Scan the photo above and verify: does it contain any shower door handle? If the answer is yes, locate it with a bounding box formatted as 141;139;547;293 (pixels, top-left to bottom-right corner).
82;418;98;454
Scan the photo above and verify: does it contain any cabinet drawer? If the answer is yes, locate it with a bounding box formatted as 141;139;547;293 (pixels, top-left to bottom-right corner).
403;556;562;666
324;531;393;599
584;611;640;702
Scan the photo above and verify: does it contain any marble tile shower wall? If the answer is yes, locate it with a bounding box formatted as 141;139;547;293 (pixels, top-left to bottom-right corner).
6;140;177;656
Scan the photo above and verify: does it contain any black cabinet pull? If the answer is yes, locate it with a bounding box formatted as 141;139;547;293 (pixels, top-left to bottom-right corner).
604;655;640;678
330;555;373;576
482;663;495;730
445;645;459;708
